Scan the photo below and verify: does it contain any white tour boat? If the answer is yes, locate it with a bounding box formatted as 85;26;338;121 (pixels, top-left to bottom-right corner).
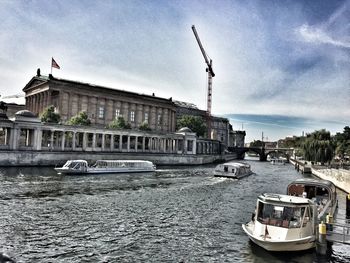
287;178;337;222
242;193;317;251
55;160;156;175
213;162;253;179
270;157;287;165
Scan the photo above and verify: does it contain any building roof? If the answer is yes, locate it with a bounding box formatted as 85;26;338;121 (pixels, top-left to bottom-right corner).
23;74;174;104
1;94;25;105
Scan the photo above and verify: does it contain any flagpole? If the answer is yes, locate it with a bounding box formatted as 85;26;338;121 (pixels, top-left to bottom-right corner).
51;57;52;75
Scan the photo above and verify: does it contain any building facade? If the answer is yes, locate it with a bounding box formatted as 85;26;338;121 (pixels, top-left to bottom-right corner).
173;100;231;147
23;73;177;133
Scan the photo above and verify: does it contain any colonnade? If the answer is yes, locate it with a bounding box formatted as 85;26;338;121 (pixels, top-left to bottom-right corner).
0;122;222;155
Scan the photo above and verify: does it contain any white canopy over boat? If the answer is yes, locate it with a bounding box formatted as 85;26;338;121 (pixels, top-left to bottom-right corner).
55;160;156;174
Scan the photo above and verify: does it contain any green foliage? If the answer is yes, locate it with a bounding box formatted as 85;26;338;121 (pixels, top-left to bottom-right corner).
302;129;334;163
176;115;206;137
250;140;264;147
40;105;61;123
67;111;91;126
139;121;151;131
107;116;131;129
334;126;350;158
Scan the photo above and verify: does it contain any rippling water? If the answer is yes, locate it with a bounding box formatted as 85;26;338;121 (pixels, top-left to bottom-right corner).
0;160;349;262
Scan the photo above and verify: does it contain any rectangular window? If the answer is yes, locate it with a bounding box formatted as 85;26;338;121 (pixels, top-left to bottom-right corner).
157;114;162;125
115;109;120;119
98;107;104;119
130;111;135;122
144;112;149;123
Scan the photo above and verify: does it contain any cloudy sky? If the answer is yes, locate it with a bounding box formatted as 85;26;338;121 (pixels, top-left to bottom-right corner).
0;0;349;140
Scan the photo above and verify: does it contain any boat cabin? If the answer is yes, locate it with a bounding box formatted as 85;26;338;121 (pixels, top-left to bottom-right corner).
256;193;316;229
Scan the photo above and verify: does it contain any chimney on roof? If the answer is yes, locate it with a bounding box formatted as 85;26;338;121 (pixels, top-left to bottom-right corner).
37;68;41;76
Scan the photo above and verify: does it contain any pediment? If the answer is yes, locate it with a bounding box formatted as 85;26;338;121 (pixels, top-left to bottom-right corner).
23;76;49;92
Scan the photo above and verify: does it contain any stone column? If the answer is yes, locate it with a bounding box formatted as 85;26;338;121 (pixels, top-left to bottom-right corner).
142;137;146;152
163;109;169;132
92;133;96;151
61;132;66;151
82;132;87;151
127;135;130;152
34;128;42;150
49;130;54;150
156;108;163;132
101;134;105;151
110;134;114;151
119;134;122;151
72;132;76;151
136;104;143;127
122;102;129;123
150;106;156;130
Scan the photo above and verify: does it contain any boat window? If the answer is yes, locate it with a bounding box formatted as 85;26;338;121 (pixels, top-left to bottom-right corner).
224;166;228;172
257;202;307;228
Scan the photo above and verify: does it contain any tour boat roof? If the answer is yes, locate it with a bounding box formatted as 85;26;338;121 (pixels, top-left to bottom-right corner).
288;178;336;190
220;162;250;167
96;160;153;163
258;193;312;206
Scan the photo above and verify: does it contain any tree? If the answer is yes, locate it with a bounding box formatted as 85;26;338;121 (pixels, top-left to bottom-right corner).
302;129;334;164
176;115;206;137
40;105;61;123
139;121;151;131
334;126;350;159
67;111;91;126
250;140;264;147
107;116;131;129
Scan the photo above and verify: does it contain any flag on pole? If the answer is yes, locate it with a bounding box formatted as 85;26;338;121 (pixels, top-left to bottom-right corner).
51;57;60;69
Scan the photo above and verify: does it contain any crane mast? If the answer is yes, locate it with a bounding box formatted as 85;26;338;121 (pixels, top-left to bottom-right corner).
191;25;215;138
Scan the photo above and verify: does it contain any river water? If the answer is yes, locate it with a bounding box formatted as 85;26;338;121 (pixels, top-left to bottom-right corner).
0;159;349;263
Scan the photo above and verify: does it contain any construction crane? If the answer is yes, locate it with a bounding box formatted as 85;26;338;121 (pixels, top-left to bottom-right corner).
191;25;215;138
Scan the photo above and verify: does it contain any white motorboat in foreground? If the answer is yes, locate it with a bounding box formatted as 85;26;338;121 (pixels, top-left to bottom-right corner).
242;193;316;251
55;160;156;175
214;162;253;179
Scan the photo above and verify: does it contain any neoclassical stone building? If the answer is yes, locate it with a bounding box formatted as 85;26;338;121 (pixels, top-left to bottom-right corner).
23;72;177;133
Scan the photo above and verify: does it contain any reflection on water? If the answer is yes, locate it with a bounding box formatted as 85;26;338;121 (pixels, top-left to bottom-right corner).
0;161;349;262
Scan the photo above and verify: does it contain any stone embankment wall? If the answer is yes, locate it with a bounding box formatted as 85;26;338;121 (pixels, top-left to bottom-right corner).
311;168;350;193
0;151;237;167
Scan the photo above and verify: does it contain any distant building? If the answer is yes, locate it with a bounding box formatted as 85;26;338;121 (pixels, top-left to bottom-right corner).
23;73;177;133
0;94;25;118
173;100;232;146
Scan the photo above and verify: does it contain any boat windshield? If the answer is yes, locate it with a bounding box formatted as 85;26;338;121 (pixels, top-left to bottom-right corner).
257;201;311;228
63;161;85;169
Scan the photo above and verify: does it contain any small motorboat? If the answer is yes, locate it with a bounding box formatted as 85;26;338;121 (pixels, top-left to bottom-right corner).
55;160;156;175
242;193;317;252
213;162;253;179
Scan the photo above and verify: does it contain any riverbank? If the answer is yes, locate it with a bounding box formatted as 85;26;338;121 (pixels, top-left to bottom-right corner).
311;167;350;193
0;150;238;167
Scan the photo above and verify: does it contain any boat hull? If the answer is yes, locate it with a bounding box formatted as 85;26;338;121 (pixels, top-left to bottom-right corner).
242;223;315;252
214;171;253;179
